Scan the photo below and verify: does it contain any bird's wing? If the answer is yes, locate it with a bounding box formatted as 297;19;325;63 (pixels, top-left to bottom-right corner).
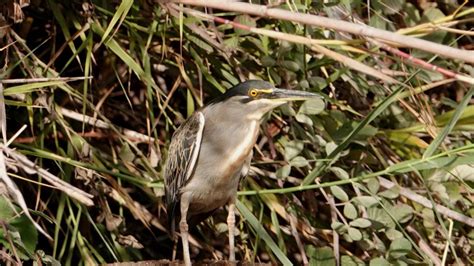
164;111;205;231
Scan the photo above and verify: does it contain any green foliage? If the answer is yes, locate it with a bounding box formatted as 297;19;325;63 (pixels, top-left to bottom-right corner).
0;0;473;265
0;197;38;260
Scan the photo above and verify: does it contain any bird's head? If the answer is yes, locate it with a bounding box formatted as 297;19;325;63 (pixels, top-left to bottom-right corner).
211;80;321;119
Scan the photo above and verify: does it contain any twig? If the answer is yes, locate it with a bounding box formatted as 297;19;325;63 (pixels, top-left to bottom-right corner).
378;177;474;227
174;4;474;85
0;220;21;264
172;5;401;85
327;196;340;266
58;107;156;144
5;125;27;147
4;145;94;207
406;226;441;265
44;23;91;71
0;83;53;240
0;76;92;84
174;0;474;64
441;219;454;265
13;130;162;144
288;213;308;265
331;6;474;85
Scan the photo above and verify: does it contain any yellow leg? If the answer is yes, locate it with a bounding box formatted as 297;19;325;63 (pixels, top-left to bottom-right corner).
180;196;191;266
227;199;236;262
172;237;178;261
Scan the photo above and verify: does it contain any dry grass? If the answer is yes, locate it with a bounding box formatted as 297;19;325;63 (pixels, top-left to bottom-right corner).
0;0;473;265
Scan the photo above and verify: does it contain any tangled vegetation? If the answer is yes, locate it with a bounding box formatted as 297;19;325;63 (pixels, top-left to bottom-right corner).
0;0;473;265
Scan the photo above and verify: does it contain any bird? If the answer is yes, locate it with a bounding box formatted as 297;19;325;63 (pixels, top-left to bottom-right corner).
164;80;320;265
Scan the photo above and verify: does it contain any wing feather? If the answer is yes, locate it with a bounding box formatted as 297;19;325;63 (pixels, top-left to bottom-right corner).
164;112;205;233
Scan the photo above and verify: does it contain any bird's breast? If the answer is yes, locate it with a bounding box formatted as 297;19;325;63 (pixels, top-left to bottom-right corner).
182;119;260;214
221;120;259;175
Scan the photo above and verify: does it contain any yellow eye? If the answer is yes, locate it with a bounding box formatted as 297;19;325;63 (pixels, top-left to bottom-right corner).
249;89;258;97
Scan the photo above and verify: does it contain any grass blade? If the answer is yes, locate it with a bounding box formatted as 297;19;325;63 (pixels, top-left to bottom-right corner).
236;200;292;266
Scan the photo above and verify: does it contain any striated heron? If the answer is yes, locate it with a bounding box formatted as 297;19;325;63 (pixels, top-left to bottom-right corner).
164;80;319;265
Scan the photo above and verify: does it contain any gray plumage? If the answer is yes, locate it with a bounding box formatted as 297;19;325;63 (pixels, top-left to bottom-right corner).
163;80;319;265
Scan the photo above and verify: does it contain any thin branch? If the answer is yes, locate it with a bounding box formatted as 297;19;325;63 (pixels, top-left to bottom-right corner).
4;145;94;207
58;107;156;144
174;0;474;64
0;76;92;84
172;5;401;85
378;177;474;227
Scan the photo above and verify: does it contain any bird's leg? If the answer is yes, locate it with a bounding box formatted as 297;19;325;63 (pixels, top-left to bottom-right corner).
180;196;191;266
172;236;178;261
227;198;236;262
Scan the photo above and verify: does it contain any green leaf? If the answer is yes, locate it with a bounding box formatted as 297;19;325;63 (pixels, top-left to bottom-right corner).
4;81;66;95
47;0;80;65
308;246;336;266
422;208;436;233
423;88;474;158
404;3;420;26
119;143;135;162
378;187;400;199
369;11;387;30
325;141;337;156
284;140;304;160
422;7;445;22
91;22;148;83
367;207;396;229
10;211;38;256
299;80;310;89
348;227;362;241
187;34;214;53
290;156;309;167
295;113;313;126
261;55;276;67
331;221;347;234
303;85;405;185
385;229;403;240
330;186;349;202
341;255;365;266
330;167;349;180
369;257;390;266
444;182;462;202
366;178;380;194
276;165;291;179
389;238;412;259
343;203;358;219
279;103;296;117
386;131;429;148
308;76;327;89
187;89;195;118
189;47;226;93
0;197;38;259
99;0;133;44
281;60;300;72
354;196;380;208
36;250;61;266
379;0;405;15
0;197;15;218
391;204;413;223
223;36;239;48
236;201;292;266
349;218;371;228
299;98;325;115
234;15;255;35
447;164;474;181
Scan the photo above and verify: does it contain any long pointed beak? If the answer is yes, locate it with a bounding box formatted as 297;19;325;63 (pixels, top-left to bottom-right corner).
269;88;321;101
